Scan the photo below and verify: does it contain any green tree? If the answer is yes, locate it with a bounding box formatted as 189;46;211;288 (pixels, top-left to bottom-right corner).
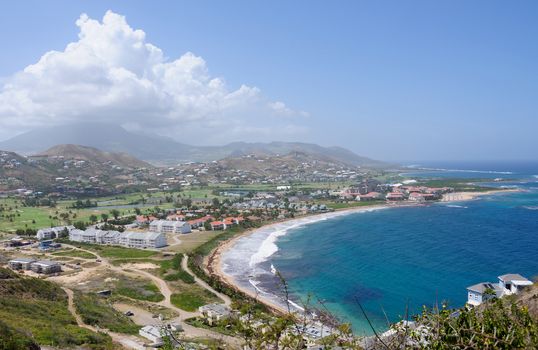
110;209;120;220
89;214;98;224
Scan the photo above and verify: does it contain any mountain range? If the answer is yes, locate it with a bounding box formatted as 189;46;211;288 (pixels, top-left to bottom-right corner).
0;122;385;167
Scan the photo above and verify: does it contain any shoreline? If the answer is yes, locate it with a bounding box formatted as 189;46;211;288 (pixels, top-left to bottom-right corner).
441;188;520;202
207;203;405;315
207;188;520;317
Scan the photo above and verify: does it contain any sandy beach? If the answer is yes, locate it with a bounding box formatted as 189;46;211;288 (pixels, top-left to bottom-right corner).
441;189;520;202
207;204;397;315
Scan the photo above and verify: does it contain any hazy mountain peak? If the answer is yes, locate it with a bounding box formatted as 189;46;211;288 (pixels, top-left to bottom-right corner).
0;123;385;167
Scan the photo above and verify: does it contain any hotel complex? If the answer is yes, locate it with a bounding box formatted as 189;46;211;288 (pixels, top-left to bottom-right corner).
69;228;166;248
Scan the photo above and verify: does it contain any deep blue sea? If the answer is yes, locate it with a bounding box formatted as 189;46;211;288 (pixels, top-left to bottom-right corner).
221;162;538;336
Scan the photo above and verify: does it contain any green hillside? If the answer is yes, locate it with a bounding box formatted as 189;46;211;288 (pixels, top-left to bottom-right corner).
0;267;115;349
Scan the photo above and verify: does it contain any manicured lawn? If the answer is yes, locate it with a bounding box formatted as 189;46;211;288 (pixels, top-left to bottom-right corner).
0;198;59;232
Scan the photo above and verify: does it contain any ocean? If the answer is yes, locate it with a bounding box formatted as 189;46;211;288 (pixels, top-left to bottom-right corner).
220;161;538;336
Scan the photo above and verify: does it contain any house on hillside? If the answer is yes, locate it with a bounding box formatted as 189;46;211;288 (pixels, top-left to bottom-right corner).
467;273;533;306
199;304;232;325
139;325;164;344
498;274;533;295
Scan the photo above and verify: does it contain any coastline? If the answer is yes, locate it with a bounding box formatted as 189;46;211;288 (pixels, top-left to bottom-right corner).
207;204;396;315
207;188;520;317
441;188;520;202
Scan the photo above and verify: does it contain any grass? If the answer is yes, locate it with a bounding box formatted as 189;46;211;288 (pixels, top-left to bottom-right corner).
115;280;164;303
64;241;158;259
192;226;246;257
0;182;353;233
171;292;208;312
110;258;166;266
185;317;236;336
160;254;195;283
51;249;97;259
164;270;195;284
0;267;114;349
74;292;140;334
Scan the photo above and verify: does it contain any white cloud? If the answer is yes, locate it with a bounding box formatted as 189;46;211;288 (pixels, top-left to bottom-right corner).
0;10;308;143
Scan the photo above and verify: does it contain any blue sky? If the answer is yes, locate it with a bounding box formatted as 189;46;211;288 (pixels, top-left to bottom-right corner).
0;1;537;161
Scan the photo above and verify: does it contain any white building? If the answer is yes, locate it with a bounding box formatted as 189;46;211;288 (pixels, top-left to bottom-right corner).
95;230;121;244
119;231;167;249
199;304;232;325
30;260;62;274
68;229;85;242
36;225;74;240
467;273;533;306
8;257;36;270
69;229;167;249
139;325;164;344
466;282;501;306
498;274;533;296
149;220;192;234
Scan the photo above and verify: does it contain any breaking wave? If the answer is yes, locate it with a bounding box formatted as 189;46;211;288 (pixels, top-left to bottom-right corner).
410;167;514;175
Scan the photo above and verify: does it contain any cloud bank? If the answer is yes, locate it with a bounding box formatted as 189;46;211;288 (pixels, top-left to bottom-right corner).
0;11;308;143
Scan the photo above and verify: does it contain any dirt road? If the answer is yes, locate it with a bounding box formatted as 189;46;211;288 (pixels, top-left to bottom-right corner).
62;287;146;350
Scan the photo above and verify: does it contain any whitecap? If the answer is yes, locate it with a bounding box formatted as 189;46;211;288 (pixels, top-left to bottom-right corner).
249;279;267;295
522;206;538;210
405;167;514;175
287;299;305;312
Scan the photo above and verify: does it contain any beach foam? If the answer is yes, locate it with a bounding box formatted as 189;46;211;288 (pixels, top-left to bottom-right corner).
406;166;514;175
249;224;302;267
522;206;538;210
220;206;389;313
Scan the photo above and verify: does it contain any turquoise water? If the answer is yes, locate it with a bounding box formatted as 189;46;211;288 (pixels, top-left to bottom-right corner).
269;164;538;335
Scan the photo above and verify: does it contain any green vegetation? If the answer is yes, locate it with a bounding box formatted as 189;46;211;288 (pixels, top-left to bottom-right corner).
160;254;195;284
402;296;538;349
74;292;140;334
0;319;40;350
0;267;114;349
115;280;164;302
110;257;164;266
51;249;97;259
192;226;247;257
171;292;207;312
63;240;158;259
164;270;195;283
